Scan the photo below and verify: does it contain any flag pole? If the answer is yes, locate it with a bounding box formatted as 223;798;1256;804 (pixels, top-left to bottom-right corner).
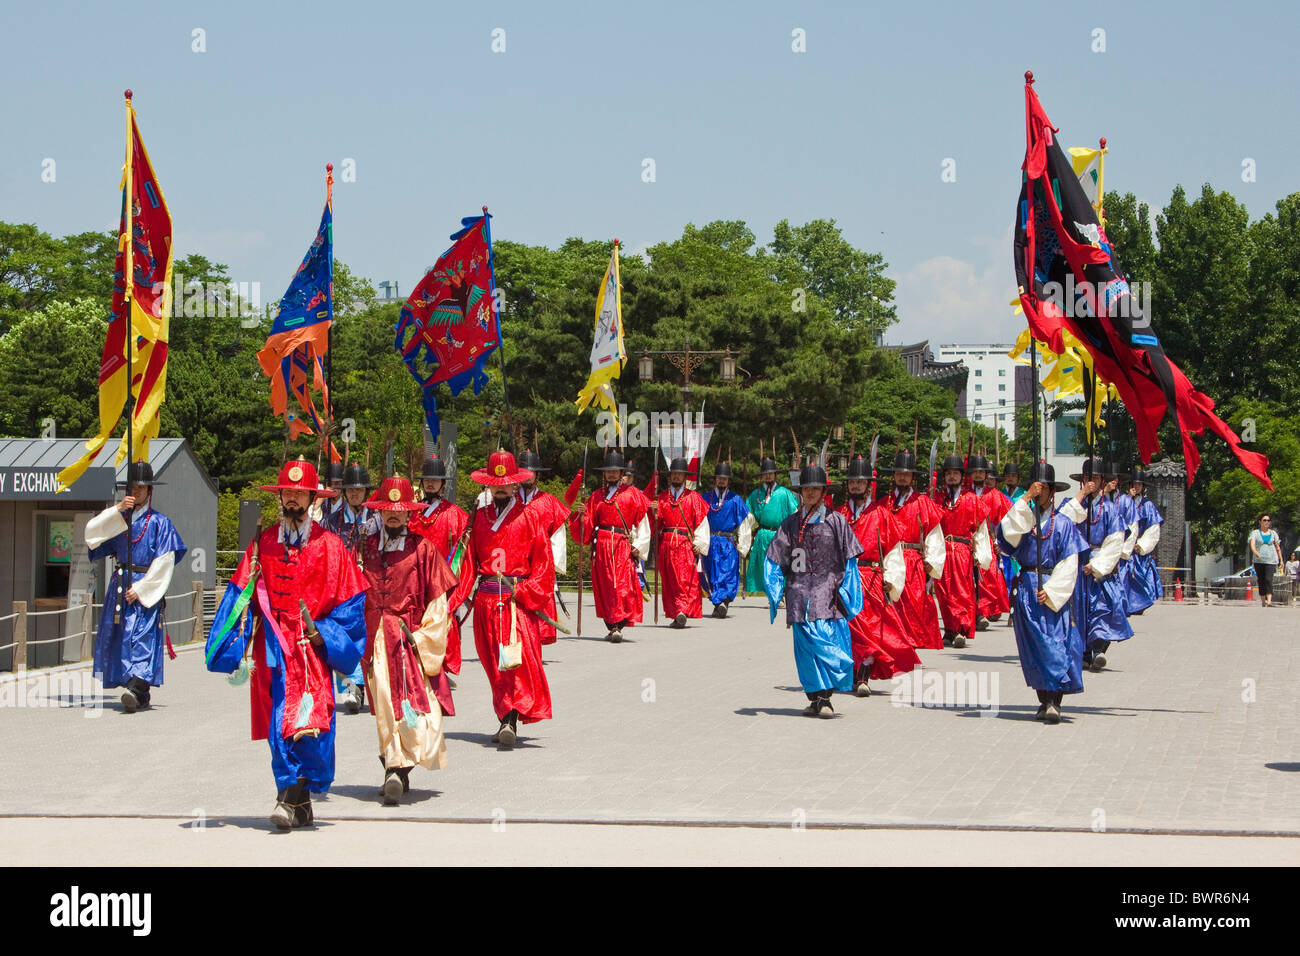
482;204;514;452
118;89;135;629
324;162;335;467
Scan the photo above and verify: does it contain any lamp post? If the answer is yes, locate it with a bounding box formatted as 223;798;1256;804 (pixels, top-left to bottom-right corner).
636;342;744;418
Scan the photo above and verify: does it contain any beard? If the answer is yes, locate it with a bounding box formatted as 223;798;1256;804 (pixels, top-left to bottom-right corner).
384;520;406;540
283;503;307;522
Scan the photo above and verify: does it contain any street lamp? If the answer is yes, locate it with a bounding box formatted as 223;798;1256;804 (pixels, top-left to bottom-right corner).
720;351;736;382
638;355;655;382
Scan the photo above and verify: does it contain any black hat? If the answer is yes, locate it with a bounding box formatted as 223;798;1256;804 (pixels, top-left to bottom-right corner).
966;455;992;474
324;462;345;484
1130;466;1149;485
1027;461;1069;492
794;464;828;489
1001;461;1020;478
714;461;733;479
120;461;165;488
342;463;371;490
421;456;447;480
758;456;779;474
940;454;965;473
845;455;872;480
668;457;690;474
1069;457;1105;482
890;450;917;474
517;450;549;474
1103;460;1127;481
622;459;636;475
599;450;627;472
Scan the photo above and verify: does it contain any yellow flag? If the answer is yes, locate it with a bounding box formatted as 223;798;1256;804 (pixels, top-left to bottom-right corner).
575;242;625;427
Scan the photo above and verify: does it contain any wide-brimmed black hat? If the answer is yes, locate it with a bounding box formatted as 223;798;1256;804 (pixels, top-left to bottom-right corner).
1027;461;1070;492
668;457;690;474
940;454;965;473
324;462;345;484
1069;457;1105;483
1104;460;1127;481
517;450;549;474
714;461;733;479
599;450;627;472
1130;466;1149;485
119;461;165;488
758;456;779;474
793;464;829;489
965;454;992;474
890;450;917;474
420;456;447;480
1002;461;1020;478
342;464;371;490
845;455;872;480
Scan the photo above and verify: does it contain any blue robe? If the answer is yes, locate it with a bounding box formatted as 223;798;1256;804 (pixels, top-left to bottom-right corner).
1070;496;1135;647
997;501;1088;693
89;508;186;689
702;489;749;606
1124;496;1165;613
322;504;374;688
763;506;864;693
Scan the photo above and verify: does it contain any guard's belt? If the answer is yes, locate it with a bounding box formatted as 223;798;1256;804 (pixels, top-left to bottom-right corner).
944;535;972;546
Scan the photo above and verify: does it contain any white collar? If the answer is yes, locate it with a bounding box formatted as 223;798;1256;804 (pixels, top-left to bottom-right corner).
279;517;314;547
381;527;409;552
490;496;516;531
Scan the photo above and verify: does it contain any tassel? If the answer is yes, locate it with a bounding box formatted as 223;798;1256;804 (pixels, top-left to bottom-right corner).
402;700;422;728
226;656;252;687
295;692;314;729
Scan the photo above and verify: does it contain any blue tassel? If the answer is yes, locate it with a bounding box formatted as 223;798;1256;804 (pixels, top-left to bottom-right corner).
295;692;314;728
226;657;252;687
402;700;422;728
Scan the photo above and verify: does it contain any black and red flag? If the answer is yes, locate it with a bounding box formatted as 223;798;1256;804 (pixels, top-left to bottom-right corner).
1013;72;1270;489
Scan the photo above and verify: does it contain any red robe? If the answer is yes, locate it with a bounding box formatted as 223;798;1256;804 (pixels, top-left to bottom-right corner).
571;483;647;629
237;526;368;741
521;487;570;644
933;487;983;640
839;499;922;679
450;499;554;723
883;489;945;650
361;530;459;719
975;488;1013;617
655;487;708;619
409;497;470;675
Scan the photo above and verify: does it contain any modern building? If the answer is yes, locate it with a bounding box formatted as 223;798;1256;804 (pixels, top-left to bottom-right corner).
0;437;216;671
933;343;1036;439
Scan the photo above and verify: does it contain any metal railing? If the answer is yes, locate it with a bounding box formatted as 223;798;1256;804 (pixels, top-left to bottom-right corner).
1;581;216;674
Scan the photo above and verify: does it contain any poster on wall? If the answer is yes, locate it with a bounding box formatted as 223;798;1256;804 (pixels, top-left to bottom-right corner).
47;520;73;564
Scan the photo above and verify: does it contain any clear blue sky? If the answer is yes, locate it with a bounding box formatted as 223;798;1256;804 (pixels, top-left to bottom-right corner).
2;0;1296;345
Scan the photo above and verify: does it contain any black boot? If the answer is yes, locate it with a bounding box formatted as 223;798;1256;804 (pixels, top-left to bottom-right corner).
817;689;835;719
853;664;872;697
1034;690;1049;721
270;787;295;830
290;779;314;827
802;692;820;717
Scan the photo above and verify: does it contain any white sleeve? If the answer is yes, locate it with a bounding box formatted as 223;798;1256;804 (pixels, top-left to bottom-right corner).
883;542;905;602
86;506;128;550
1060;497;1087;524
974;523;993;570
1042;555;1078;612
631;516;651;558
132;551;176;609
924;523;946;579
1000;496;1035;548
1136;522;1161;555
737;515;754;558
550;525;567;575
1091;529;1124;579
1122;520;1139;559
693;516;710;555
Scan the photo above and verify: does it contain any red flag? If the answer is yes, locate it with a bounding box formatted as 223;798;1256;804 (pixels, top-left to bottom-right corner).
563;469;585;507
1014;75;1270;489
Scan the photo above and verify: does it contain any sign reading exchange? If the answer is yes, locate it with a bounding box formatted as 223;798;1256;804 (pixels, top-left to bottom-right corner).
0;467;115;501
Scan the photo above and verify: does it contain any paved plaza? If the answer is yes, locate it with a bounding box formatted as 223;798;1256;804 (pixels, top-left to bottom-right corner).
1;597;1297;864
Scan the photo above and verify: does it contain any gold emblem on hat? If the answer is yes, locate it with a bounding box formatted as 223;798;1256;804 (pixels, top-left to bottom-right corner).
494;464;507;477
388;487;402;502
288;465;304;482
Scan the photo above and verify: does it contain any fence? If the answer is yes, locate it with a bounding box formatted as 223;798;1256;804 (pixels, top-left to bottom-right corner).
1158;567;1296;605
0;581;215;674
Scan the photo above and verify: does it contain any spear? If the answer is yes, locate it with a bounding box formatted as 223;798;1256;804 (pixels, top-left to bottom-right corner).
577;441;588;636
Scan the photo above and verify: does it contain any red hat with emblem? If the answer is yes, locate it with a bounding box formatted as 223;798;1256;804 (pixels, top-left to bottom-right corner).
260;458;337;497
363;476;424;511
470;449;534;486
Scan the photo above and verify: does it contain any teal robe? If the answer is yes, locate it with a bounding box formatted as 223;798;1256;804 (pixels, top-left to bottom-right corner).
743;483;800;596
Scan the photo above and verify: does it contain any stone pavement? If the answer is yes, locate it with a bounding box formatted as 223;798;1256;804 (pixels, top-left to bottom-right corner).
1;597;1298;862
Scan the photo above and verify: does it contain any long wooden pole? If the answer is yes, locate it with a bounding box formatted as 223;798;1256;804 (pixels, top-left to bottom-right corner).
118;90;135;629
